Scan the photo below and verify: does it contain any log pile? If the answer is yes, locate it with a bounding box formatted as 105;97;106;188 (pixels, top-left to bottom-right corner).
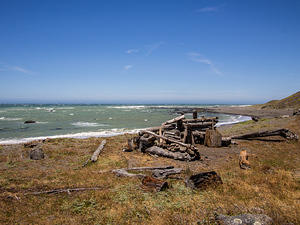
124;112;220;161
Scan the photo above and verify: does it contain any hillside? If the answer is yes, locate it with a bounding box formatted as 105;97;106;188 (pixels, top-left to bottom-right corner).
259;91;300;109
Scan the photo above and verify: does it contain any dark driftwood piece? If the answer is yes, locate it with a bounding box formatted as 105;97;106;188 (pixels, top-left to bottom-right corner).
83;140;107;167
230;128;298;141
144;146;192;161
24;187;104;195
185;171;223;189
142;176;169;191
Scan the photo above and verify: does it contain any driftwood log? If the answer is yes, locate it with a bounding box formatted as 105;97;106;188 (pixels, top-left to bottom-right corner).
83;140;107;167
185;171;223;190
162;115;185;126
142;176;169;191
230;128;298;141
141;130;195;149
145;146;192;161
24;187;105;195
112;166;181;178
152;168;183;179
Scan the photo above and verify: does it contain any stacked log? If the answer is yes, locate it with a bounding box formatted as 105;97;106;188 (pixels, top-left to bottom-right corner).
124;114;221;161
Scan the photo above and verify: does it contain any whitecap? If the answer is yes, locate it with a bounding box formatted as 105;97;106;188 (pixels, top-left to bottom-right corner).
106;105;145;109
0;117;22;121
69;113;74;116
71;122;109;127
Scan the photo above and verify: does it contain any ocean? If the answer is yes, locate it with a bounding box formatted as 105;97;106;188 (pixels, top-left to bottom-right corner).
0;104;251;144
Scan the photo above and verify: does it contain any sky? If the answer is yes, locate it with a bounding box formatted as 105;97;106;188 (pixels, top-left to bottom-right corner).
0;0;299;104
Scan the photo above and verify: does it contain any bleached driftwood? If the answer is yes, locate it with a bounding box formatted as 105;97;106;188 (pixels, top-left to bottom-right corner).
83;140;107;167
141;130;194;149
144;146;192;161
24;187;104;195
162;115;185;126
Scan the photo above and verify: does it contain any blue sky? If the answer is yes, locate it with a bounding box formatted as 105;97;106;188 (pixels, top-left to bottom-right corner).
0;0;299;104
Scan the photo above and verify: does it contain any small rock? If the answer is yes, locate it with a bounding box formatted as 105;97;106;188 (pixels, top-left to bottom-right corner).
29;148;45;160
24;120;36;124
216;213;273;225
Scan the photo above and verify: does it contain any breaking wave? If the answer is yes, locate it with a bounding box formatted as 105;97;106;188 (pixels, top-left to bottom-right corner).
0;117;22;121
0;128;140;145
71;122;109;127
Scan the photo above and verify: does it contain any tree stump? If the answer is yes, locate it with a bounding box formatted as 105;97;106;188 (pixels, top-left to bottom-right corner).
141;176;169;192
204;129;222;147
185;171;222;189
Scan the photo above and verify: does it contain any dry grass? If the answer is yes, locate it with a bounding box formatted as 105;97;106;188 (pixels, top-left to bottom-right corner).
0;117;300;224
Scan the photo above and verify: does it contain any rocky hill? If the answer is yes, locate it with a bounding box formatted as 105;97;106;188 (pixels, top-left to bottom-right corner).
259;91;300;109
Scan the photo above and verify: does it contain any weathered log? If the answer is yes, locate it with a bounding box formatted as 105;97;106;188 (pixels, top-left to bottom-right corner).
83;140;106;167
91;140;107;162
183;125;194;144
152;168;183;179
204;129;222;147
141;130;194;149
230;128;298;141
162;115;185;126
112;168;146;178
24;187;104;195
185;171;223;189
184;122;214;130
176;119;184;131
193;110;198;119
141;176;169;191
144;146;192;161
183;117;218;123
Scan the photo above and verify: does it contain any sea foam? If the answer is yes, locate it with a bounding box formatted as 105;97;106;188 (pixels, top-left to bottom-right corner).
0;128;140;145
71;122;109;127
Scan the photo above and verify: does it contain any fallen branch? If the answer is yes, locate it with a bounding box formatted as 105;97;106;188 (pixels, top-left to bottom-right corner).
83;140;107;167
112;166;182;179
112;169;146;178
24;187;104;195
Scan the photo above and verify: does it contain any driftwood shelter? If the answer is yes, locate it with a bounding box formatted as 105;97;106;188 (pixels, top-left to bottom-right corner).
124;111;298;161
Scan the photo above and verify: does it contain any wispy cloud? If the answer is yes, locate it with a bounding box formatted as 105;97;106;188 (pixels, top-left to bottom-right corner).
196;6;219;13
126;49;139;54
187;52;222;75
146;41;164;56
124;65;133;70
0;63;33;74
